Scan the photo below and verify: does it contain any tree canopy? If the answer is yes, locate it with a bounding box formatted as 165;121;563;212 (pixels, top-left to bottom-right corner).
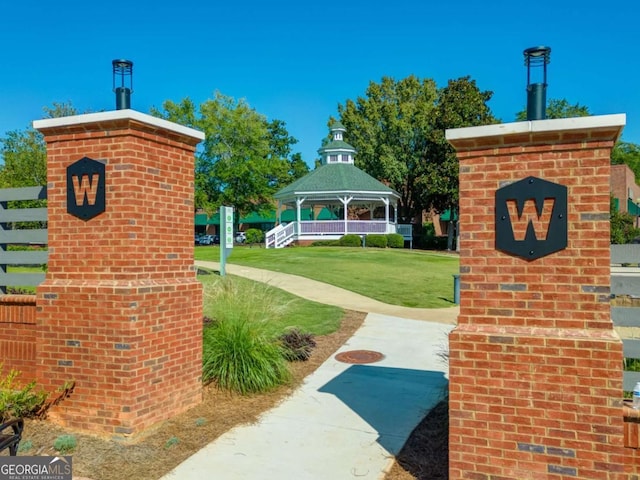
612;141;640;182
0;102;78;189
151;92;308;217
515;98;590;121
337;75;497;224
515;97;640;182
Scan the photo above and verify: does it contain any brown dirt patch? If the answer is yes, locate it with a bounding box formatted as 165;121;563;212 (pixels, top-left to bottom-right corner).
3;311;365;480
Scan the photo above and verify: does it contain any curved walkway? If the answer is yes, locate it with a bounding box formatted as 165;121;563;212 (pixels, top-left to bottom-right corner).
161;261;458;479
195;260;459;324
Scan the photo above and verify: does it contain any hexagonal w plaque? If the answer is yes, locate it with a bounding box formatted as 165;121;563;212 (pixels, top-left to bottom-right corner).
67;157;106;221
495;176;567;261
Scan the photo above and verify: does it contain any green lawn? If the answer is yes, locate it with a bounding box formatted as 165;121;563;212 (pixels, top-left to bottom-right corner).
198;271;343;337
195;246;459;309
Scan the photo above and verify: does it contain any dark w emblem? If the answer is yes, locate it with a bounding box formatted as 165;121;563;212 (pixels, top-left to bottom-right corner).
495;176;567;261
67;157;106;221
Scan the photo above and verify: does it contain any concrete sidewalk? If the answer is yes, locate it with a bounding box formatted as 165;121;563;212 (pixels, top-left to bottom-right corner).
160;313;454;480
195;260;459;323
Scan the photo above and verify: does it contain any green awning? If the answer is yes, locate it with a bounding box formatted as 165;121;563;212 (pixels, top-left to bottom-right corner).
316;207;339;220
195;213;208;226
195;207;340;226
281;209;312;222
629;198;640;216
439;209;458;222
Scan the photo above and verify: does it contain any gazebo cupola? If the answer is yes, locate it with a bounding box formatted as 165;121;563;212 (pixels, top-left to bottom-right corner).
319;121;356;165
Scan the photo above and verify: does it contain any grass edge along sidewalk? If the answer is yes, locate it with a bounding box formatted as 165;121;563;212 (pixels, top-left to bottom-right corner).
195;246;460;310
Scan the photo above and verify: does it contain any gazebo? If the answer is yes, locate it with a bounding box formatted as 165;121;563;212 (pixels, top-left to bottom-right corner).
266;122;412;248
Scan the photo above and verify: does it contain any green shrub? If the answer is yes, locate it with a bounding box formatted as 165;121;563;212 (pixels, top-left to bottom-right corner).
279;329;316;361
418;223;448;250
310;240;340;246
165;436;180;449
53;435;77;454
17;440;33;453
339;234;361;247
0;365;49;422
245;228;264;245
202;278;291;394
364;234;387;248
386;233;405;248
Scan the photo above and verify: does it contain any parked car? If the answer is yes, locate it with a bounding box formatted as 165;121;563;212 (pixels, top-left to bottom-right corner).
235;232;246;243
198;235;216;245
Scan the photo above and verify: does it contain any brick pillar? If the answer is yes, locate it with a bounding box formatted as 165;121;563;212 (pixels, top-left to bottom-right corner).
446;115;627;479
33;110;204;437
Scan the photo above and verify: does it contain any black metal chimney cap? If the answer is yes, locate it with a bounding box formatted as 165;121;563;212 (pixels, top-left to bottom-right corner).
523;46;551;65
112;59;133;68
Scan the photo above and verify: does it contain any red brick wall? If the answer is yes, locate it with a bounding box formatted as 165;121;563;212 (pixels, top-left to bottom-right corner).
448;119;629;479
611;164;640;213
34;113;203;437
0;295;37;380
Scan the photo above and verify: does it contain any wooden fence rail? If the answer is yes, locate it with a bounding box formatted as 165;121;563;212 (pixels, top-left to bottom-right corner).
0;186;47;293
612;244;640;392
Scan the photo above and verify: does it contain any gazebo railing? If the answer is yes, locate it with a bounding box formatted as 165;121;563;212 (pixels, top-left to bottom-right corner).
300;220;389;235
300;221;344;234
265;220;413;248
346;221;388;234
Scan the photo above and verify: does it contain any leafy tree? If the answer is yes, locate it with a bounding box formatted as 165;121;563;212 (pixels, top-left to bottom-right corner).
611;196;640;244
0;102;78;189
515;98;590;121
151;93;307;218
0;129;47;188
337;75;497;250
337;75;439;222
612;141;640;182
425;76;498;248
0;102;78;229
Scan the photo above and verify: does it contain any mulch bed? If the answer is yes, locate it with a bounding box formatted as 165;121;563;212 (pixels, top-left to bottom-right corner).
3;311;366;480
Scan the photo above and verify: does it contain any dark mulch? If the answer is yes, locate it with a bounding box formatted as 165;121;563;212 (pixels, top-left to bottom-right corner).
385;398;449;480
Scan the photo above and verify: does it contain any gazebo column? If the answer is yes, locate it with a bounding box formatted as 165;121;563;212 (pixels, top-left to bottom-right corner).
382;198;390;232
339;196;353;235
296;196;306;236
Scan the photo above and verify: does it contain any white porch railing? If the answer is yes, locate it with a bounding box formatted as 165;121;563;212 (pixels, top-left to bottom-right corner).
265;222;296;249
300;220;392;234
266;221;413;248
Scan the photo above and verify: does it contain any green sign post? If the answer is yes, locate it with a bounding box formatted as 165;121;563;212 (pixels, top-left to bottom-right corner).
220;206;234;276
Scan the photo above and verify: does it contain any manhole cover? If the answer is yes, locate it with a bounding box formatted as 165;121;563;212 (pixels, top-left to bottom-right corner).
335;350;385;364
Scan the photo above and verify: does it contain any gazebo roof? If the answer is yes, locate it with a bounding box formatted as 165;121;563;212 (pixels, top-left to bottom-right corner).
274;163;399;203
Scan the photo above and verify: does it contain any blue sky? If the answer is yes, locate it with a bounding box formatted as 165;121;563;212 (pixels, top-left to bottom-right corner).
1;0;638;166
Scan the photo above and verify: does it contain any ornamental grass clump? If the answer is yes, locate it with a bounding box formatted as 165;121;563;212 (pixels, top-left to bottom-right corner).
202;278;291;394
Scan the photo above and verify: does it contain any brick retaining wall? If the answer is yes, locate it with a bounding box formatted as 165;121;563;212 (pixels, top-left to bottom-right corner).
0;295;37;379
